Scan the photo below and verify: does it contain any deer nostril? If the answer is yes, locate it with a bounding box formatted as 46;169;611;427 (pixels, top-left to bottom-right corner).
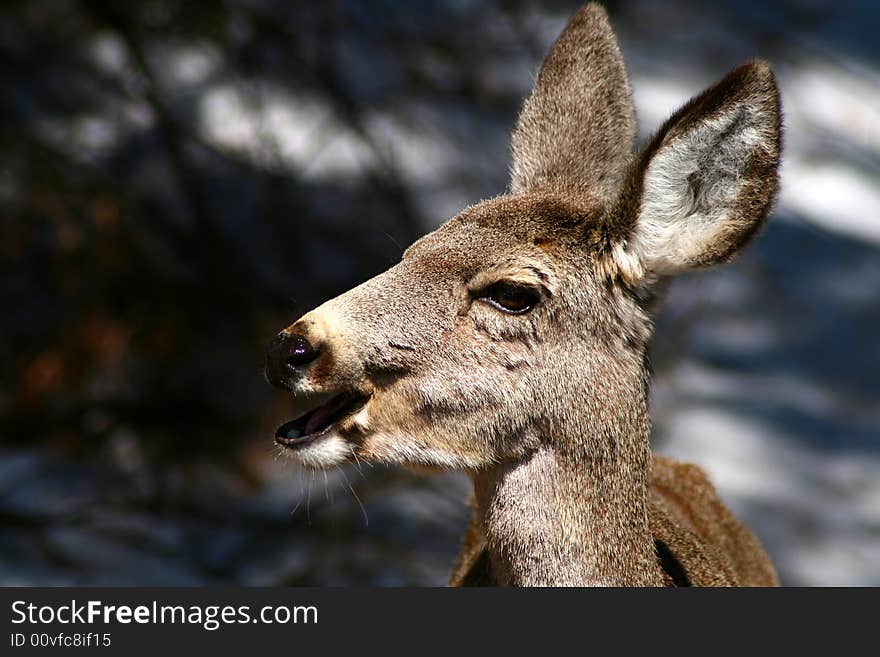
285;334;320;369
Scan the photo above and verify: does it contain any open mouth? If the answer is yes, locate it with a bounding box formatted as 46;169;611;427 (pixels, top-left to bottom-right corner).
275;392;369;448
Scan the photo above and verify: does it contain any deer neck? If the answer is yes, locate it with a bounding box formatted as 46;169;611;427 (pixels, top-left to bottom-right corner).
471;376;660;586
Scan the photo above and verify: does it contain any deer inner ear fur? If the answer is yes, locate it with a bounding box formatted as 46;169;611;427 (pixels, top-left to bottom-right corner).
609;60;781;283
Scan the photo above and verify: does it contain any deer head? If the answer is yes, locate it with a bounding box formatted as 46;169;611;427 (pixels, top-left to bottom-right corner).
266;2;780;469
265;2;781;584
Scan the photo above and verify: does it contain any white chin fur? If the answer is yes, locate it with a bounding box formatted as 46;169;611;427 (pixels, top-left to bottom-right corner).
282;432;351;469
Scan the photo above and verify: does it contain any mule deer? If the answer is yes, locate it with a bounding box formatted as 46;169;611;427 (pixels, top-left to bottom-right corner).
265;2;781;586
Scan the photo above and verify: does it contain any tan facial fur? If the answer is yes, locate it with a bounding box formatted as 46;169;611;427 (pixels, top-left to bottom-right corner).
276;193;627;471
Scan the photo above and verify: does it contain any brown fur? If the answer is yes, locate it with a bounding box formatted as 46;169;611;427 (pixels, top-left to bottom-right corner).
510;3;635;197
451;456;778;586
265;2;782;586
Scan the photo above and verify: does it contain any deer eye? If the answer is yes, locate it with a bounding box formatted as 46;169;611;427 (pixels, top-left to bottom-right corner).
480;281;541;315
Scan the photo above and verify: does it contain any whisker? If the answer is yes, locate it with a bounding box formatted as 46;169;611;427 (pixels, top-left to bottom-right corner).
338;464;369;527
306;470;314;525
350;448;370;480
322;467;333;505
290;466;307;519
381;230;404;255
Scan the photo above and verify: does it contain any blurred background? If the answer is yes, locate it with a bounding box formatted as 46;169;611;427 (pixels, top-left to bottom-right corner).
1;0;878;586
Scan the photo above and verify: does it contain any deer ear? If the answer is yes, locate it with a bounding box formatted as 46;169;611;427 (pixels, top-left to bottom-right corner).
611;61;781;281
510;3;635;197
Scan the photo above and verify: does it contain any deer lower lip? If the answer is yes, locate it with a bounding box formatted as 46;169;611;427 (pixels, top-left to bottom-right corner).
275;392;367;448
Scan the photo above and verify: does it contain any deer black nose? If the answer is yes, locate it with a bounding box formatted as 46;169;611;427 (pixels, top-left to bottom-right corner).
265;331;321;388
284;333;320;368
